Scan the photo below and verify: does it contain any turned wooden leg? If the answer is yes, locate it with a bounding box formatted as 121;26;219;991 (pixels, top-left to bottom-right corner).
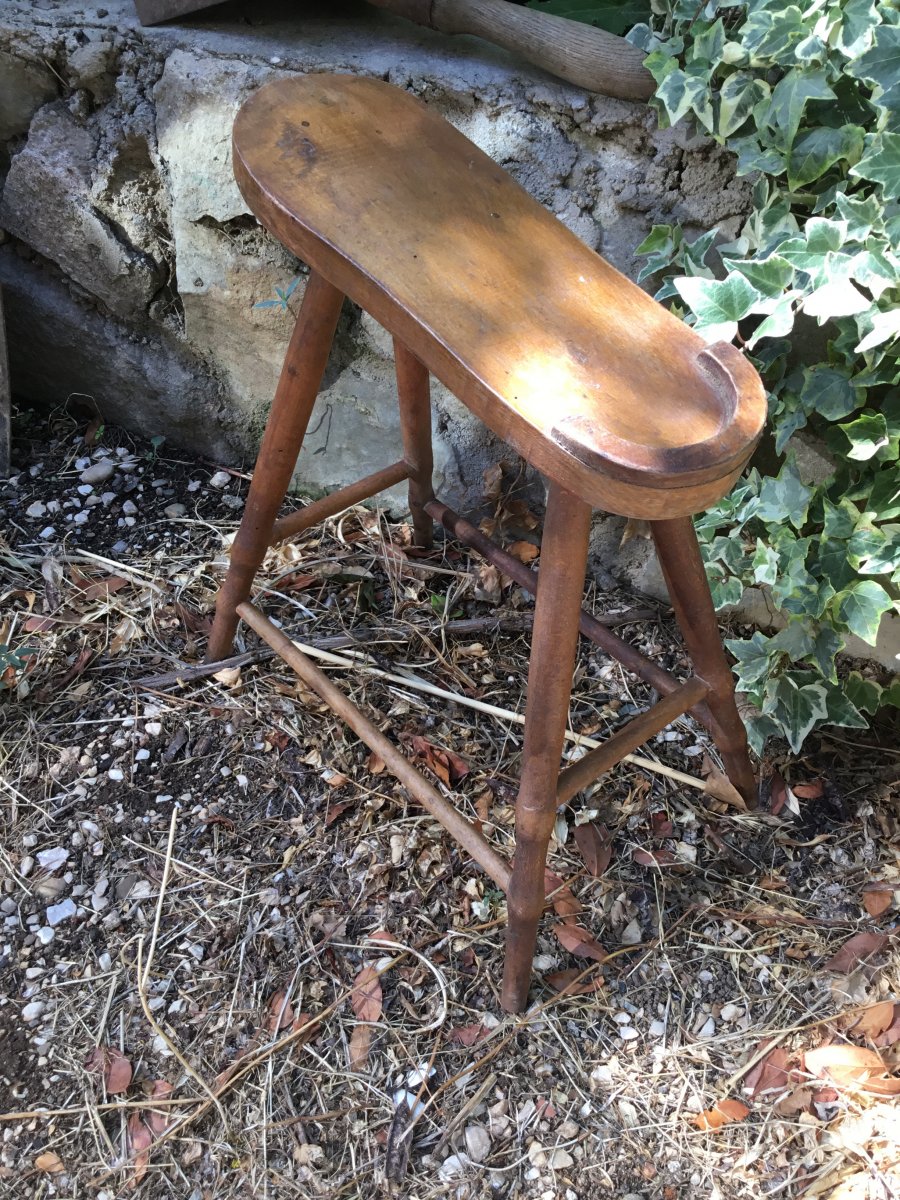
394;338;434;549
650;516;758;808
501;484;592;1013
206;272;344;661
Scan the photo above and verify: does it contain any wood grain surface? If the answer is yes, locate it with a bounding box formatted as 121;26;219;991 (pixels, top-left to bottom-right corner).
233;75;765;518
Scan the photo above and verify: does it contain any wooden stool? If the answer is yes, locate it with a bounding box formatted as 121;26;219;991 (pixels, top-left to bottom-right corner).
208;75;766;1013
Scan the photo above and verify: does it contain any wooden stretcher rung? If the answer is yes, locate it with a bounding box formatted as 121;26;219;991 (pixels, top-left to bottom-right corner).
423;498;712;723
236;600;512;891
555;676;710;806
270;459;410;544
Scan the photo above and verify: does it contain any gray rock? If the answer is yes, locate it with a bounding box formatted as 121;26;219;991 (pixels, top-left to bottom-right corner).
45;898;77;926
80;460;115;485
0;105;164;320
0;51;57;141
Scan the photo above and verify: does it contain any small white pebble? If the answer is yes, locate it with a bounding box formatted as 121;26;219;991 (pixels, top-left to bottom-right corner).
39;526;56;539
77;483;93;496
26;501;46;518
22;1001;45;1022
209;470;230;489
649;1019;666;1037
122;499;138;515
135;748;150;761
107;768;125;782
618;1026;639;1041
37;847;69;872
698;1016;716;1039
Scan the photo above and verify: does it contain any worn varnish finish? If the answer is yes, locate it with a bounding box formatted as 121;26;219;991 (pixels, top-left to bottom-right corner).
210;75;766;1013
233;76;766;520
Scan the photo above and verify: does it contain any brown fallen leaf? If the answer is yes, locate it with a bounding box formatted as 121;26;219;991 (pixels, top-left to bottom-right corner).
804;1044;900;1095
144;1080;173;1136
743;1041;790;1100
862;883;893;918
349;1023;373;1071
85;1045;133;1095
573;821;613;877
324;800;353;827
824;931;889;973
350;966;383;1023
367;751;386;774
702;762;749;812
127;1112;153;1186
775;1086;816;1116
553;922;607;962
633;848;678;868
34;1151;64;1174
266;989;295;1034
544;967;605;996
451;1022;491;1047
693;1098;750;1131
649;810;674;839
843;1001;897;1041
406;735;469;786
873;1005;900;1048
507;539;539;563
544;869;582;923
769;770;788;816
792;778;824;800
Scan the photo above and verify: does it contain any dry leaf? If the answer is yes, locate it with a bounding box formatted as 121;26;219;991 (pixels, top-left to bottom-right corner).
451;1023;491;1047
693;1098;750;1131
633;848;678;868
792;778;824;799
85;1045;133;1095
34;1151;64;1174
620;517;650;547
110;615;140;655
843;1001;897;1040
873;1005;900;1048
349;1024;372;1071
367;751;386;774
408;736;469;785
350;966;383;1023
743;1041;790;1100
824;931;888;973
553;922;607;962
127;1112;153;1186
544;869;582;923
266;989;294;1034
145;1080;173;1136
862;884;893;918
702;760;748;812
325;800;353;827
649;810;674;839
804;1044;900;1095
573;821;612;877
507;540;539;563
472;562;503;603
212;665;241;687
544;967;605;996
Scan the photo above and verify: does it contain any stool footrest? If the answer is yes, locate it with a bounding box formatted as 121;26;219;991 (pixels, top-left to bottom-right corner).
271;460;410;544
236;600;512;891
424;498;711;724
556;676;709;806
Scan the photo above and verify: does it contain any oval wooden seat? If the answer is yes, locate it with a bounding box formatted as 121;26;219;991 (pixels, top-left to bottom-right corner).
233;73;765;518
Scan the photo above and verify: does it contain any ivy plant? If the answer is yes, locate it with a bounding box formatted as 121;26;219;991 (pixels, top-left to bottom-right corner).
613;0;900;753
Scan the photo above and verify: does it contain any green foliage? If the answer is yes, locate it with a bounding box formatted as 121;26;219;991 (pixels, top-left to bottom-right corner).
623;0;900;751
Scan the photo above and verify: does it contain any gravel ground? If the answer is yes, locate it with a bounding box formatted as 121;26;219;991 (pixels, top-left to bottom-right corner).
1;405;899;1200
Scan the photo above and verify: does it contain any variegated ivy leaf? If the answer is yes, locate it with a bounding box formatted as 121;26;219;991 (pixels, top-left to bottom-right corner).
673;272;762;342
836;411;890;460
856;308;900;354
787;125;864;190
803;279;870;321
836;578;895;643
764;675;829;753
851;132;900;195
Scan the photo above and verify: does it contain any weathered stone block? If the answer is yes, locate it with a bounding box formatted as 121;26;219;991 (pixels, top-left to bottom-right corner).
0;104;165;320
0;50;57;142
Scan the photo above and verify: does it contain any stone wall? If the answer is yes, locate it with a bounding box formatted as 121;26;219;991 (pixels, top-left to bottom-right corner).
0;0;752;529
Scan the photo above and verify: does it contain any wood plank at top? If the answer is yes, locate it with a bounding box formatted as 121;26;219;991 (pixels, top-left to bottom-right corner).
133;0;225;25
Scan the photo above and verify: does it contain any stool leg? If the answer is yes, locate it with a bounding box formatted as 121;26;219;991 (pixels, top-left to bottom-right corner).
501;484;592;1013
650;516;758;808
206;272;344;662
394;339;434;549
